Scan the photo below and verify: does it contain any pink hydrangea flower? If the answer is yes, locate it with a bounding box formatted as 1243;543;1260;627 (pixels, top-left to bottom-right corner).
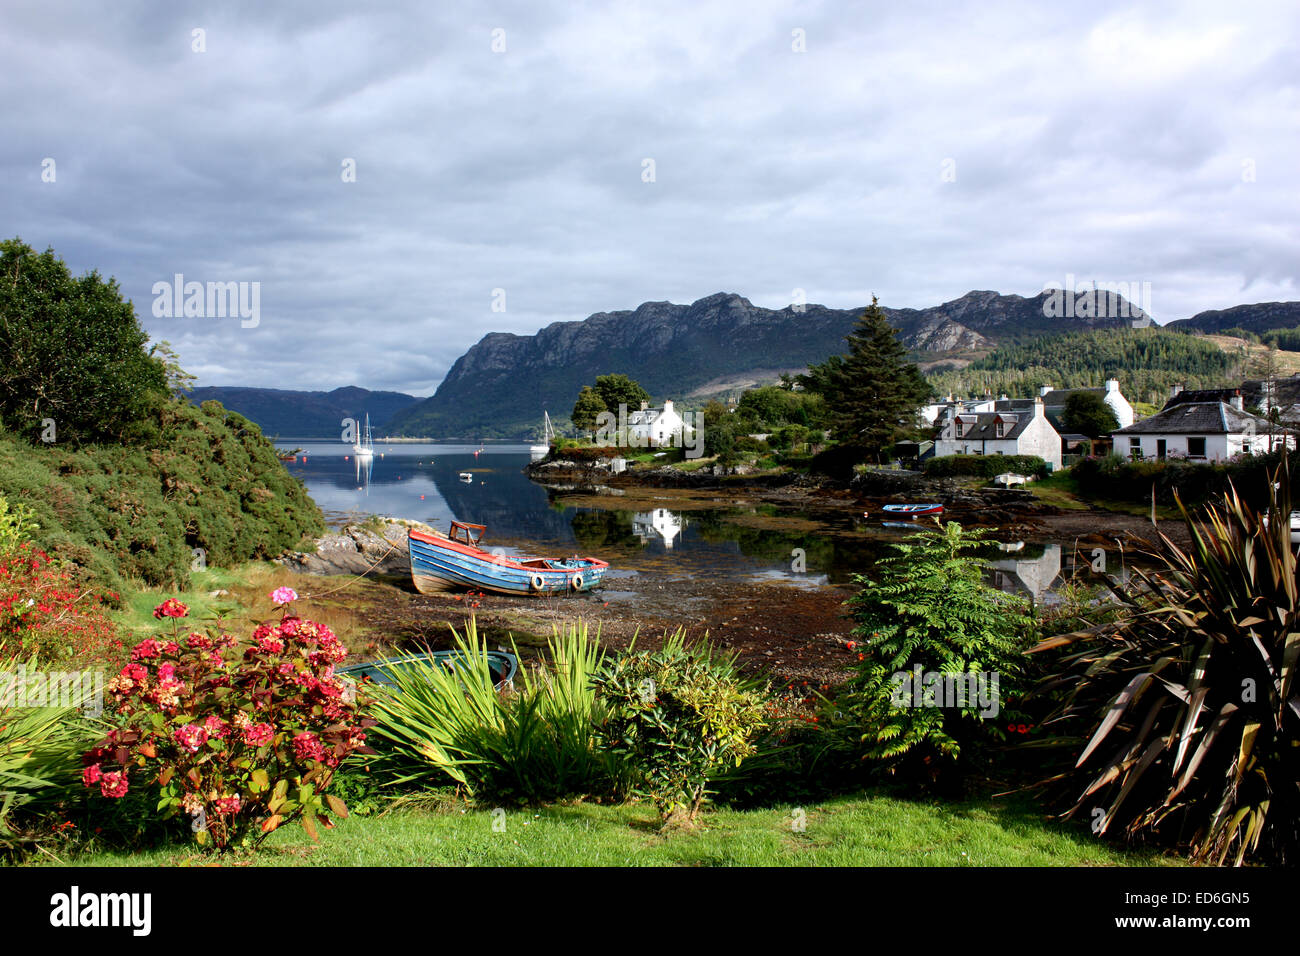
82;763;103;786
292;731;328;763
242;722;274;747
174;724;209;753
271;587;298;606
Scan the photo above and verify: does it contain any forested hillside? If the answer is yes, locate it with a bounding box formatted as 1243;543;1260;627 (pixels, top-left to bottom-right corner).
926;328;1239;406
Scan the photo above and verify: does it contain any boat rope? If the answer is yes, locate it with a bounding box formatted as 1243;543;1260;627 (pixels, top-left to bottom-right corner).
296;538;405;602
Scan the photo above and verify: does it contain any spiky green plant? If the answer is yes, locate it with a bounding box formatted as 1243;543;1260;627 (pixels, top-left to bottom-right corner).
1029;462;1300;865
0;647;100;857
369;618;618;803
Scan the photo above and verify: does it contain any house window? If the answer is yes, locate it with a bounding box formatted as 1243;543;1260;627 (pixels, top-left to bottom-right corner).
955;422;964;438
995;422;1005;438
1187;437;1207;459
1129;438;1140;448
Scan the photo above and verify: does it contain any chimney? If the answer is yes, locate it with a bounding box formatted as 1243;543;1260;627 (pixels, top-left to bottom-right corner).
1033;396;1045;417
1040;384;1053;397
663;399;673;414
1105;378;1119;393
639;400;649;411
1230;393;1244;412
1171;383;1183;398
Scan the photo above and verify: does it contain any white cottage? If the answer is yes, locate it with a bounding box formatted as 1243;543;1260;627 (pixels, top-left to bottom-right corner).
934;396;1063;470
1111;396;1292;461
627;400;685;447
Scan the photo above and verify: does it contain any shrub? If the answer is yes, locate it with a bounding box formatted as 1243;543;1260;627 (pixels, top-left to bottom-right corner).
0;396;324;592
370;620;617;803
0;543;122;664
835;521;1035;781
923;454;1048;479
592;632;770;823
1029;467;1300;865
0;649;100;859
0;495;36;557
83;594;376;851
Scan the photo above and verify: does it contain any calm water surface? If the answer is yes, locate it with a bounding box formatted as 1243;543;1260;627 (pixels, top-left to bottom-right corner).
283;441;1087;600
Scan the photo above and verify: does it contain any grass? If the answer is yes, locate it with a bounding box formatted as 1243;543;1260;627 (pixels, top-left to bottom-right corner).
31;792;1181;867
110;562;388;658
1026;472;1181;519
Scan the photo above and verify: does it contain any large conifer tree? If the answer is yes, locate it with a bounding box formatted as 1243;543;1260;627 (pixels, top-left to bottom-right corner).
799;296;931;455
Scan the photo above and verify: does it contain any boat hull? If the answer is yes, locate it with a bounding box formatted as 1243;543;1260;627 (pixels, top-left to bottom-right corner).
880;504;944;517
408;529;608;596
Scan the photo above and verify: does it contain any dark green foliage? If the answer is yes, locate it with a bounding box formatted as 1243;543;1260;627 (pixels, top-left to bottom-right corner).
837;522;1035;777
734;386;829;431
1260;327;1300;351
800;297;932;456
928;327;1235;408
1070;450;1295;508
592;633;770;822
923;454;1048;479
0;238;168;444
1060;391;1119;438
0;397;324;592
570;386;606;437
809;442;866;480
1029;468;1300;865
592;374;651;414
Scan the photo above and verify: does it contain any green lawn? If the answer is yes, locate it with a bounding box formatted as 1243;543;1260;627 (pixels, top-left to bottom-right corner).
33;793;1180;867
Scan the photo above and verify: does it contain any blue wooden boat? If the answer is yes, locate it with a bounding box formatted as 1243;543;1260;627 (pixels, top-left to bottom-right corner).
339;649;518;692
409;522;609;596
879;503;944;517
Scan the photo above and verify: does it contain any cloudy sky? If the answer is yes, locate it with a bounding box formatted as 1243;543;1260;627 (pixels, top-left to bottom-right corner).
4;0;1297;396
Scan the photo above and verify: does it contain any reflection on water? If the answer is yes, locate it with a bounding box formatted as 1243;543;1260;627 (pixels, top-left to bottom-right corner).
284;442;1082;596
990;543;1062;604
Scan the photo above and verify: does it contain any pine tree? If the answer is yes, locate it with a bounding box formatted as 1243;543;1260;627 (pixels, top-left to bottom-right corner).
799;296;931;455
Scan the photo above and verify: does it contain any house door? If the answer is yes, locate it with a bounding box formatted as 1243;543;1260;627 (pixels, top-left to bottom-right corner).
1156;439;1167;460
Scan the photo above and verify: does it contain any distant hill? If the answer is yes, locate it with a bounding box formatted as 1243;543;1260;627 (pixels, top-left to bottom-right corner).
927;327;1239;408
385;290;1144;439
1166;301;1300;335
187;386;424;439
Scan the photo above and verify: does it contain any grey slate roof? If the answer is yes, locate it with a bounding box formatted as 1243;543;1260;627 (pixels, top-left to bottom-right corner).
1114;401;1271;435
1041;387;1105;407
952;410;1032;441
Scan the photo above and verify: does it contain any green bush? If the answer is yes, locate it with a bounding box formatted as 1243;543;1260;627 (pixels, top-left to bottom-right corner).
1069;451;1295;508
923;454;1048;479
835;521;1035;782
0;397;323;591
370;620;619;804
592;632;770;823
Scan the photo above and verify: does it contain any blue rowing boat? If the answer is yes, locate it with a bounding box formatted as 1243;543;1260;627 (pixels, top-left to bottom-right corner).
339;649;518;692
879;503;944;517
408;522;609;596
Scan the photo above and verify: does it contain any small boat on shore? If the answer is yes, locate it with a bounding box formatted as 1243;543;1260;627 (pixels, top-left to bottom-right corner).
409;522;609;596
339;649;518;692
458;472;473;481
879;503;944;518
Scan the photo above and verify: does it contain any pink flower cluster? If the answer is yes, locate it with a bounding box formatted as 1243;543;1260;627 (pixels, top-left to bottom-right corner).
152;598;188;620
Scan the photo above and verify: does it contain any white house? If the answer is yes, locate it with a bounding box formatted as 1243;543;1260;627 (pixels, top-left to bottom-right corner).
1038;379;1135;429
632;509;683;548
1111;396;1293;461
934;396;1063;470
627;400;685;447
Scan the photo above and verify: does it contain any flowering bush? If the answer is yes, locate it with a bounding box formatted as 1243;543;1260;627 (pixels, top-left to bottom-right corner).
0;542;121;664
83;593;376;850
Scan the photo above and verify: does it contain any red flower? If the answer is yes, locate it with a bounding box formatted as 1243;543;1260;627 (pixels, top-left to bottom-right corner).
99;770;129;799
242;722;274;747
152;598;188;620
82;764;103;786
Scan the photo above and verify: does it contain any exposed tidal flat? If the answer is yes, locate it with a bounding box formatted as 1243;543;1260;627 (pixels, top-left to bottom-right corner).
268;442;1167;687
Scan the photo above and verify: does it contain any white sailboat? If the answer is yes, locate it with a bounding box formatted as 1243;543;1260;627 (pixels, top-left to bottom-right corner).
529;411;554;457
353;413;374;459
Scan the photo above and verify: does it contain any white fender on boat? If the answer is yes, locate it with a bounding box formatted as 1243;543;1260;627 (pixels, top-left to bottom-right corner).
571;572;584;590
529;573;546;591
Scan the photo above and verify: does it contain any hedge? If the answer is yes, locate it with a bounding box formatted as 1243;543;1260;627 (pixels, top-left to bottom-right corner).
923;454;1049;479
